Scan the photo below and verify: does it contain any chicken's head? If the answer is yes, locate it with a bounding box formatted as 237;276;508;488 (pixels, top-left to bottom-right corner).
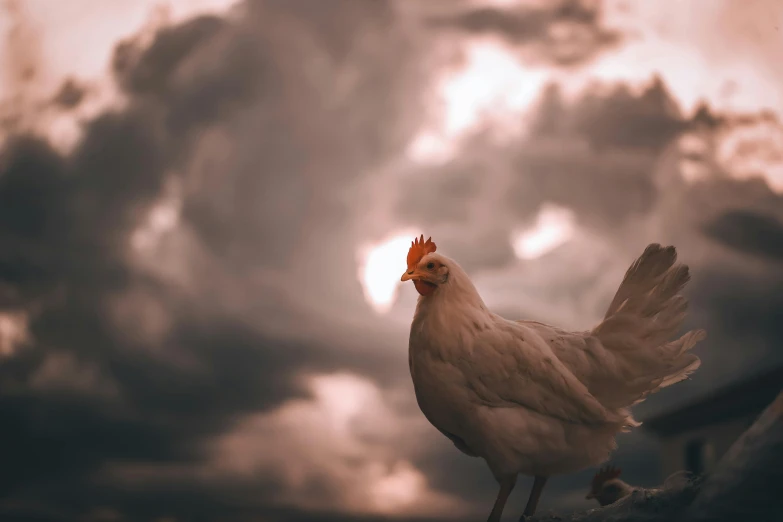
586;465;629;506
400;235;449;297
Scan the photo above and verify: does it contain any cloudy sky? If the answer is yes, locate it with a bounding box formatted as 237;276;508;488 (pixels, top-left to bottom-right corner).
1;0;782;521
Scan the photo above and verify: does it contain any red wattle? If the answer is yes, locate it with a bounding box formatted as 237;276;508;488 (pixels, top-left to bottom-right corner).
413;280;437;297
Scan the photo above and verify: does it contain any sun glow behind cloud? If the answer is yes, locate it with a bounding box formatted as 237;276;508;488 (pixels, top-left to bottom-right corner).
441;39;544;136
595;0;783;116
130;191;182;253
408;39;547;163
0;311;29;357
511;203;576;260
357;230;421;314
716;117;783;194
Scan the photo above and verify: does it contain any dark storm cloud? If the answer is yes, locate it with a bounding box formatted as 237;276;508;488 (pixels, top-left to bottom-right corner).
114;14;267;135
507;141;658;228
425;0;621;67
0;0;435;520
567;77;687;151
51;79;86;109
396;162;479;225
529;78;687;153
0;105;224;504
703;209;783;262
500;78;681;227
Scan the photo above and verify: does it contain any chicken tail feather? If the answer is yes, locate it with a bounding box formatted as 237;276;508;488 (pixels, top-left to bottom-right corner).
590;244;706;409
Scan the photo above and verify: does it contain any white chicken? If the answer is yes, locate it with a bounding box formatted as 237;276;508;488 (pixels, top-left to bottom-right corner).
400;236;706;521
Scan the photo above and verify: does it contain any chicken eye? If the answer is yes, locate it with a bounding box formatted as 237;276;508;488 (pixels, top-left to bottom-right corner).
426;262;435;270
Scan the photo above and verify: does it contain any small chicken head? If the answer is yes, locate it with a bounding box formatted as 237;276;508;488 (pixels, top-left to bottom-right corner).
586;465;631;506
400;235;449;296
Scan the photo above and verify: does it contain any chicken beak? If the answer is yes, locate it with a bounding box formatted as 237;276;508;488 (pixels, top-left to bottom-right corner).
401;269;417;282
401;268;427;282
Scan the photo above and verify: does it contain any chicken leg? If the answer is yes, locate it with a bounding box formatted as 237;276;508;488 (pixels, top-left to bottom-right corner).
487;475;517;522
519;476;548;520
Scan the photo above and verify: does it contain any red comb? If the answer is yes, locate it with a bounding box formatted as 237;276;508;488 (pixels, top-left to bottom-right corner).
406;235;436;271
591;465;622;492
